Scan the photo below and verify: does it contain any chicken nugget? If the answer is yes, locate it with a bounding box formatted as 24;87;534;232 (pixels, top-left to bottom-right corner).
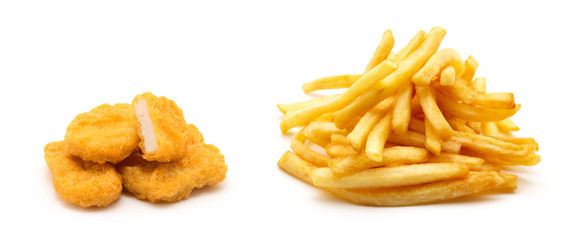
117;126;227;202
65;103;139;164
133;92;188;163
44;141;123;207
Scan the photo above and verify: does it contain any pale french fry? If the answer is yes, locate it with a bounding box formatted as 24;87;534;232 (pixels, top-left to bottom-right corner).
424;117;441;155
440;65;455;86
325;144;357;158
497;118;520;132
387;131;461;154
326;171;504;206
472;77;486;93
312;162;469;189
365;109;393;162
277;94;338;115
290;132;330;167
328;146;429;176
435;90;521;122
302;75;362;93
334;27;447;129
481;122;500;137
364;30;395;73
277;151;317;184
459;56;479;83
415;84;454;140
391;82;413;135
281;61;398;133
347;97;394;150
396;30;426;63
412;48;464;86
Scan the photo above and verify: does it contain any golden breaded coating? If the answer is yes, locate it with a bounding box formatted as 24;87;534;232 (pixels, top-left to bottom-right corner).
44;141;123;207
65;103;139;164
117;126;227;202
133;92;188;163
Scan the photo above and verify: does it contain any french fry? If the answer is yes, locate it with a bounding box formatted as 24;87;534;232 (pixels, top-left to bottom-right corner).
472;77;486;93
326;171;504;206
330;133;350;145
429;153;484;165
415;84;454;140
302;75;362;93
497;118;520;132
391;82;413;135
347;97;394;150
325;144;357;158
440;65;455;86
407;117;425;133
290;132;330;167
387;131;461;154
334;27;447;129
328;146;429;176
277;94;338;115
452;131;536;159
312;162;469;189
277;151;317;184
365;109;393;162
412;48;464;86
435;90;521;122
474;92;516;109
303;121;347;146
445;116;476;133
459;56;479;83
281;61;398;133
396;30;426;63
424;117;441;155
364;30;395;73
481;122;500;137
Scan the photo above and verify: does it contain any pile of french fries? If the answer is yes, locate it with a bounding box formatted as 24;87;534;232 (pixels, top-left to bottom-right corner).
277;27;540;206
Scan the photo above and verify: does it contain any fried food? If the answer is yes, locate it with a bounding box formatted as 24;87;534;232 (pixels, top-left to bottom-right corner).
65;103;139;164
277;27;539;206
133;92;189;163
116;126;227;202
44;141;122;207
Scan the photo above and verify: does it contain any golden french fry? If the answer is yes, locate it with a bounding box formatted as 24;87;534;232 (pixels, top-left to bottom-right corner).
386;52;398;63
290;132;330;167
304;121;347;146
281;60;397;133
445;116;476;133
497;118;520;132
481;122;500;137
429;153;484;165
412;48;464;86
277;94;338;115
472;77;486;93
325;144;357;158
459;56;479;83
302;75;362;93
334;27;447;129
407;117;425;133
365;109;393;162
496;173;518;190
435;90;521;122
387;131;461;154
328;146;429;176
474;92;516;109
347;97;394;150
330;133;350;145
452;131;536;159
391;82;413;135
440;65;456;86
493;136;538;151
424;117;441;155
396;30;426;63
468;162;501;172
415;84;454;140
277;151;317;184
483;153;542;167
467;121;482;134
312;162;469;189
364;30;395;73
326;171;504;206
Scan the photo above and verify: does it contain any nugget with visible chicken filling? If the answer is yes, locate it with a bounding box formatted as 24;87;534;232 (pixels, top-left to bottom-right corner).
65;103;139;164
44;141;123;207
116;125;227;202
133;92;188;163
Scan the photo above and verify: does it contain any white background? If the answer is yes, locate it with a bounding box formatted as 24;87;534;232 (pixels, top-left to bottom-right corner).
1;0;582;239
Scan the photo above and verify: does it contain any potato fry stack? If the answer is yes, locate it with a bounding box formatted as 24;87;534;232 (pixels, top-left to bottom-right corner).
277;27;540;206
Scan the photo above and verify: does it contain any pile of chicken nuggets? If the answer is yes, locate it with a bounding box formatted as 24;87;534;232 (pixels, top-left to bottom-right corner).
44;92;228;207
